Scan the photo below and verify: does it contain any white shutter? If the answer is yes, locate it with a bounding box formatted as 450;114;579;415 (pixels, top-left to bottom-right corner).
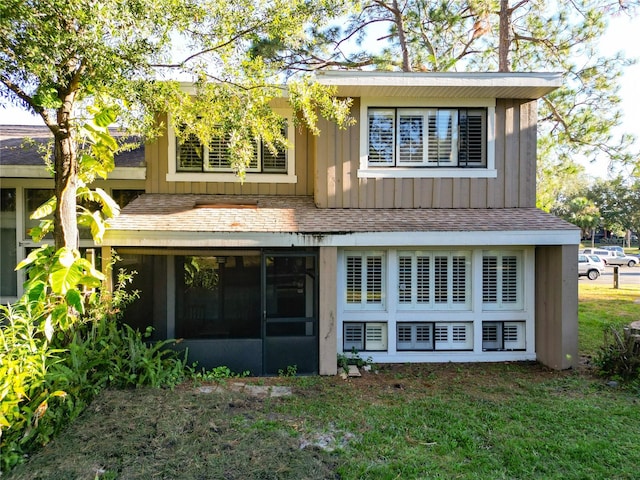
397;323;433;351
343;323;364;351
434;256;448;303
205;133;232;171
501;256;518;303
366;256;383;305
416;256;430;303
482;256;498;303
398;256;412;303
503;322;526;350
482;321;502;350
397;110;426;165
434;322;473;350
345;256;362;304
368;109;395;165
452;255;467;303
365;323;388;351
177;133;203;171
459;109;486;167
427;110;457;166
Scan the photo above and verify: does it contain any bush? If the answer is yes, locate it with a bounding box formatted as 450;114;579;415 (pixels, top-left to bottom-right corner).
0;250;189;473
594;326;640;387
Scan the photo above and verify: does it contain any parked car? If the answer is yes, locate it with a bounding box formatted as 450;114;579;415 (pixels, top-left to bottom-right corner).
581;248;614;264
602;245;624;254
578;254;604;280
587;254;606;272
602;251;638;267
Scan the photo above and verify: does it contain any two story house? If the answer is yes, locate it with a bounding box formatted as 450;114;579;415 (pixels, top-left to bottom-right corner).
0;72;580;376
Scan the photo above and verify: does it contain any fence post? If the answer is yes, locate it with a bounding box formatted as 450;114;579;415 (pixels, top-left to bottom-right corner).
613;265;619;289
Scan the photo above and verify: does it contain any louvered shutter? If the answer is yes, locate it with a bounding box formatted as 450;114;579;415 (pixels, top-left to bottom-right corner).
397;111;426;165
427;110;457;166
261;123;287;172
366;256;383;304
452;255;467;303
435;323;473;350
365;323;387;350
398;256;412;303
346;256;362;304
368;109;395;165
503;322;525;350
501;256;518;303
397;323;433;350
482;321;502;350
343;323;364;351
416;256;430;303
434;256;448;303
458;109;486;167
483;256;498;303
205;133;232;170
177;132;203;171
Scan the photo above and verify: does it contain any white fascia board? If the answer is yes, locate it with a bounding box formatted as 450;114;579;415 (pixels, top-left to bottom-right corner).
103;229;579;248
0;165;145;180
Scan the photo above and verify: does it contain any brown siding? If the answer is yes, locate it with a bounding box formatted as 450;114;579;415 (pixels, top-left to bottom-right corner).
147;114;312;196
315;99;538;209
535;245;579;370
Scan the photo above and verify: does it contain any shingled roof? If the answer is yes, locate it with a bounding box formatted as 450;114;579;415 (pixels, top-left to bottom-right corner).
106;194;578;236
0;125;144;167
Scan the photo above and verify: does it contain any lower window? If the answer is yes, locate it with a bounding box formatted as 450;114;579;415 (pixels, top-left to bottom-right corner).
482;321;526;351
396;322;473;351
343;322;388;351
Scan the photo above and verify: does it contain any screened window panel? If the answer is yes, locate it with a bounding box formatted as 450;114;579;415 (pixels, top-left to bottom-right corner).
262;139;287;172
206;133;232;170
397;112;425;165
177;133;203;171
368;110;395;165
459;109;486;167
398;256;412;303
482;256;498;303
346;256;362;304
427;110;457;166
434;256;448;303
396;323;433;350
397;325;412;343
366;256;383;304
452;256;467;303
502;256;518;303
416;256;430;303
344;323;364;351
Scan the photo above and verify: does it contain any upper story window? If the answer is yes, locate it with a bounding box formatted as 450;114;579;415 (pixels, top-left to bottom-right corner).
359;99;496;179
167;109;296;184
368;108;486;168
176;127;288;174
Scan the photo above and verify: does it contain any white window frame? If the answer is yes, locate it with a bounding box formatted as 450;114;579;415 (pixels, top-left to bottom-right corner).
482;321;526;351
166;108;297;183
397;250;471;310
344;251;386;311
359;97;496;179
482;250;524;310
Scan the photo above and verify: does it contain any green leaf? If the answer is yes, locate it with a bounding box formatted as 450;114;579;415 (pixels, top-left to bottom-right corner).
30;196;56;220
15;246;50;271
65;289;85;314
49;259;83;295
44;315;54;342
94;106;118;127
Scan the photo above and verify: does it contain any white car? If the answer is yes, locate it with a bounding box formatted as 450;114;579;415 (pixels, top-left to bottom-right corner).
578;254;604;280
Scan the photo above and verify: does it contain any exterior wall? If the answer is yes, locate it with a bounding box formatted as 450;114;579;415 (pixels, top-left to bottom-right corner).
318;246;338;375
315;98;538;209
0;178;145;303
535;245;579;370
146;115;314;196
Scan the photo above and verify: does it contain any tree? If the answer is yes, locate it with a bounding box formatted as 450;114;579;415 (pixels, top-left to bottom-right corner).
0;0;353;251
307;0;639;186
587;177;640;246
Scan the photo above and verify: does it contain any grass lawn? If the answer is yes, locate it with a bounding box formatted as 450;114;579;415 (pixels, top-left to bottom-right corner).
6;284;640;480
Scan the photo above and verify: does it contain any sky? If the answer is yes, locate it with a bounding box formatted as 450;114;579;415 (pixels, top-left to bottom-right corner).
1;12;638;179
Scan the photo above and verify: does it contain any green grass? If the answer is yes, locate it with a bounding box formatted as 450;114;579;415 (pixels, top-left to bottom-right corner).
579;283;640;356
5;283;640;480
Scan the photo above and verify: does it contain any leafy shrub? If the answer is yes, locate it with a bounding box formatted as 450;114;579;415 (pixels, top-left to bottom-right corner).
0;250;188;473
594;326;640;385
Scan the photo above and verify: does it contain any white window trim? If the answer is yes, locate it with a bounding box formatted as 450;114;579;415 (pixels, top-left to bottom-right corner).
359;97;496;179
166;109;297;183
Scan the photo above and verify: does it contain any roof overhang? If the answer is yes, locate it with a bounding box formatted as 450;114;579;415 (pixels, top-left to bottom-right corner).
315;71;563;99
103;194;580;248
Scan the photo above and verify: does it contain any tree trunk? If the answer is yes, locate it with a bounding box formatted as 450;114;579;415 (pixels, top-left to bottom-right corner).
498;0;510;72
53;128;78;251
392;0;412;72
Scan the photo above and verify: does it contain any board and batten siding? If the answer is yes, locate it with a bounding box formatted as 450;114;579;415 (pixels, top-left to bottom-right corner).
314;98;538;209
146;115;314;196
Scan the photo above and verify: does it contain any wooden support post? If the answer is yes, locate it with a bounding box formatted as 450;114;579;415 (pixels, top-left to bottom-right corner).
613;265;619;289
